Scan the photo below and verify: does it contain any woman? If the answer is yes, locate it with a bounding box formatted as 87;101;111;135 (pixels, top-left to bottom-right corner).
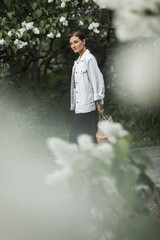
69;31;105;143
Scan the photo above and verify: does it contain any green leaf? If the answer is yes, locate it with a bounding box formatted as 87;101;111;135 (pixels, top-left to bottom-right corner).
32;2;37;10
42;28;46;34
48;18;52;24
45;24;50;29
0;32;2;38
12;45;17;55
114;138;130;163
4;0;11;8
36;9;42;18
7;12;12;19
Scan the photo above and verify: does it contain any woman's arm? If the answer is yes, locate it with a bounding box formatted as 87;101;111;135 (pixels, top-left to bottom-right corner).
87;57;105;114
96;100;104;114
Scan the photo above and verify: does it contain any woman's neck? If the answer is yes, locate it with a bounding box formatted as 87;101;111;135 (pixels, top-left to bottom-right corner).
79;47;86;57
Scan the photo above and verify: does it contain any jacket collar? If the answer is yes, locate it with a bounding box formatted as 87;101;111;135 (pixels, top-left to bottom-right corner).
75;49;90;63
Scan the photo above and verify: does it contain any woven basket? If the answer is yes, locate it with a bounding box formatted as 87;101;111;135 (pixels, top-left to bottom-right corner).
96;114;113;144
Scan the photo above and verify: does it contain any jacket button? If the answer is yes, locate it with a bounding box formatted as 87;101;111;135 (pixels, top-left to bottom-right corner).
77;101;78;103
76;91;78;93
76;72;77;73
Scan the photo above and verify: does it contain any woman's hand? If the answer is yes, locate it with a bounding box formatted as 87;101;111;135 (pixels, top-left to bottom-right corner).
96;101;104;115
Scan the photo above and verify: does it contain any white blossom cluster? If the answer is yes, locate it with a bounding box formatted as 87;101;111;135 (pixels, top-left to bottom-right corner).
47;32;61;39
59;16;68;26
0;39;6;46
60;0;71;8
79;20;84;26
94;0;160;41
114;40;160;107
14;39;28;49
46;133;115;187
44;121;130;201
88;22;100;33
5;21;40;50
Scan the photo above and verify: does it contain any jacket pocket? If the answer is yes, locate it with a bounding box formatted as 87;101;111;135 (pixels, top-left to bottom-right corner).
80;68;87;74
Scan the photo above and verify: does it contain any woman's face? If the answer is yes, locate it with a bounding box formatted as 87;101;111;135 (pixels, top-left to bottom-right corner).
69;36;85;53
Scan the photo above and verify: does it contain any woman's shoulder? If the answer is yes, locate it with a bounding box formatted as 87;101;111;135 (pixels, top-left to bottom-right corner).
85;51;96;62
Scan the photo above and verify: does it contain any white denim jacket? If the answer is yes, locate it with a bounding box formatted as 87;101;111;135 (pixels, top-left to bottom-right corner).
70;49;105;113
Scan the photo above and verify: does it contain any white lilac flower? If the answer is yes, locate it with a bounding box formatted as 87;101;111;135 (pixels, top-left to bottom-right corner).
56;33;61;38
45;167;72;185
47;137;79;168
0;39;6;45
114;41;160;106
48;0;53;3
25;22;34;30
16;28;26;38
33;27;40;34
84;0;89;3
61;2;66;8
100;176;118;195
59;16;66;23
91;143;114;165
8;31;13;37
79;20;84;26
93;28;100;34
99;121;128;144
21;21;27;28
63;20;68;26
14;39;28;49
88;22;100;33
21;21;34;30
47;32;54;38
77;134;94;151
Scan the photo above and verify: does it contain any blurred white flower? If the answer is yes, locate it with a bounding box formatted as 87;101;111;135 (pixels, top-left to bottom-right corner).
114;40;160;107
59;16;66;23
47;32;54;38
93;28;100;34
0;39;6;45
77;134;94;151
63;20;68;26
84;0;89;3
56;33;61;38
61;2;66;8
79;20;84;26
94;0;120;9
91;143;114;165
104;230;115;240
8;31;13;37
48;0;53;3
45;167;72;185
101;176;118;195
47;137;79;168
33;27;40;34
95;0;160;41
21;21;27;28
99;121;128;144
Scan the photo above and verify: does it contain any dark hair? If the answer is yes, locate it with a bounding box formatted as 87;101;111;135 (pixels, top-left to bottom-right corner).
69;31;86;41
